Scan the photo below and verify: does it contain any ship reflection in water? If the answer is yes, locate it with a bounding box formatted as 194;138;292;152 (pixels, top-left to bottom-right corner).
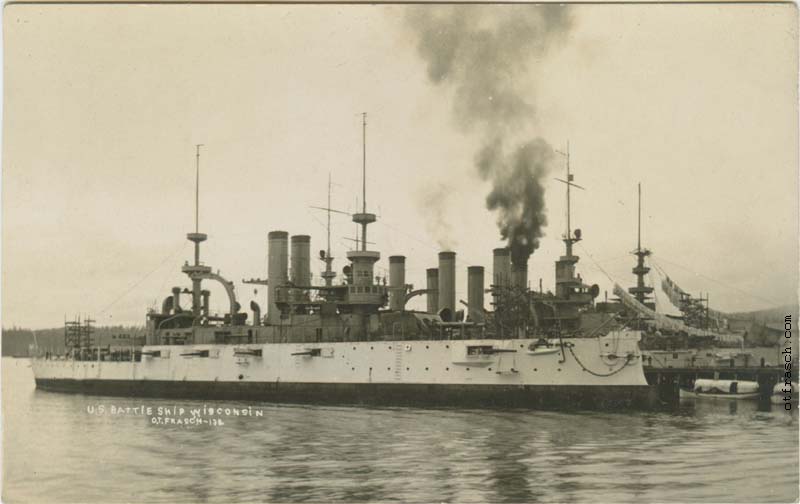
3;358;797;503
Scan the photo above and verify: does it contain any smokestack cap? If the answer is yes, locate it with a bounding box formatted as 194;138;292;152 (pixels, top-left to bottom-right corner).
493;248;510;256
426;268;439;276
290;235;311;243
468;266;485;273
438;251;456;259
389;255;406;263
268;231;289;239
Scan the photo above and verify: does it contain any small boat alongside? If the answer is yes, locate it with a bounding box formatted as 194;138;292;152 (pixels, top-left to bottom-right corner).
679;379;760;400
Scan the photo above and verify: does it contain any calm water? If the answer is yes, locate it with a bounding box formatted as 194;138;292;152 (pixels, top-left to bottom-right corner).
2;357;798;503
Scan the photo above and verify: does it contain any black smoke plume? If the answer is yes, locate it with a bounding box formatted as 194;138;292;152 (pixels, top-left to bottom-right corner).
405;5;571;263
477;138;553;266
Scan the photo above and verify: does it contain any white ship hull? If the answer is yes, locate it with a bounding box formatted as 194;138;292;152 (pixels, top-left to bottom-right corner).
32;332;653;409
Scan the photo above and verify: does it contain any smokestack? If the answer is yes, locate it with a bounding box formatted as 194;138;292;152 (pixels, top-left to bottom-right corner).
493;248;511;288
389;255;406;311
426;268;439;314
172;287;182;313
467;266;485;322
267;231;289;324
290;235;311;286
511;258;528;290
438;251;456;319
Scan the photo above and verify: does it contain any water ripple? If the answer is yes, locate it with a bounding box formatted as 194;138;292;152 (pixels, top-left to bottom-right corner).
3;358;797;503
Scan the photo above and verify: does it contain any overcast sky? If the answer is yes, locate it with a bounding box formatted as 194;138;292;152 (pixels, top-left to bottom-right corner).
3;3;797;329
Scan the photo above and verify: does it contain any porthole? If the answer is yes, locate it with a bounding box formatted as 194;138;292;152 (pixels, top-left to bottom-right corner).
466;368;470;371
425;367;429;371
534;368;538;372
488;368;492;371
352;367;355;371
387;367;391;370
406;367;410;371
446;367;449;371
389;346;392;350
557;368;562;372
238;374;244;380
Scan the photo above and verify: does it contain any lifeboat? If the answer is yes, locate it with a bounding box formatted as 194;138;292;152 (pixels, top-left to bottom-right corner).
679;378;760;400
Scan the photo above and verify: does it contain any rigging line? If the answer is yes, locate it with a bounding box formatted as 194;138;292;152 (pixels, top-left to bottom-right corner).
575;242;619;285
155;259;177;303
307;211;351;251
307;211;350;263
590;254;634;265
373;218;436;250
307;210;328;232
651;255;785;308
98;241;189;315
377;217;481;266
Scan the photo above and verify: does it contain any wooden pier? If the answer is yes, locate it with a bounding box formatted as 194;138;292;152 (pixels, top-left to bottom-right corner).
644;365;792;403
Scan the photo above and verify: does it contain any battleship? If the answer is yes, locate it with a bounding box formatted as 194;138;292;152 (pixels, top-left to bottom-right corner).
31;121;654;410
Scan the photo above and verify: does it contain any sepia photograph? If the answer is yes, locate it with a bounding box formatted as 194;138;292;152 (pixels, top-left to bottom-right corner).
1;2;798;503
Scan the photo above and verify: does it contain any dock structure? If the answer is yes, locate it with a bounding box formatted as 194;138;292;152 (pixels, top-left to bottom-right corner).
644;364;795;403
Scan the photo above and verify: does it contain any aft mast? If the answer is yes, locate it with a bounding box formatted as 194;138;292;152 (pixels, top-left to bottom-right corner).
628;183;654;308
